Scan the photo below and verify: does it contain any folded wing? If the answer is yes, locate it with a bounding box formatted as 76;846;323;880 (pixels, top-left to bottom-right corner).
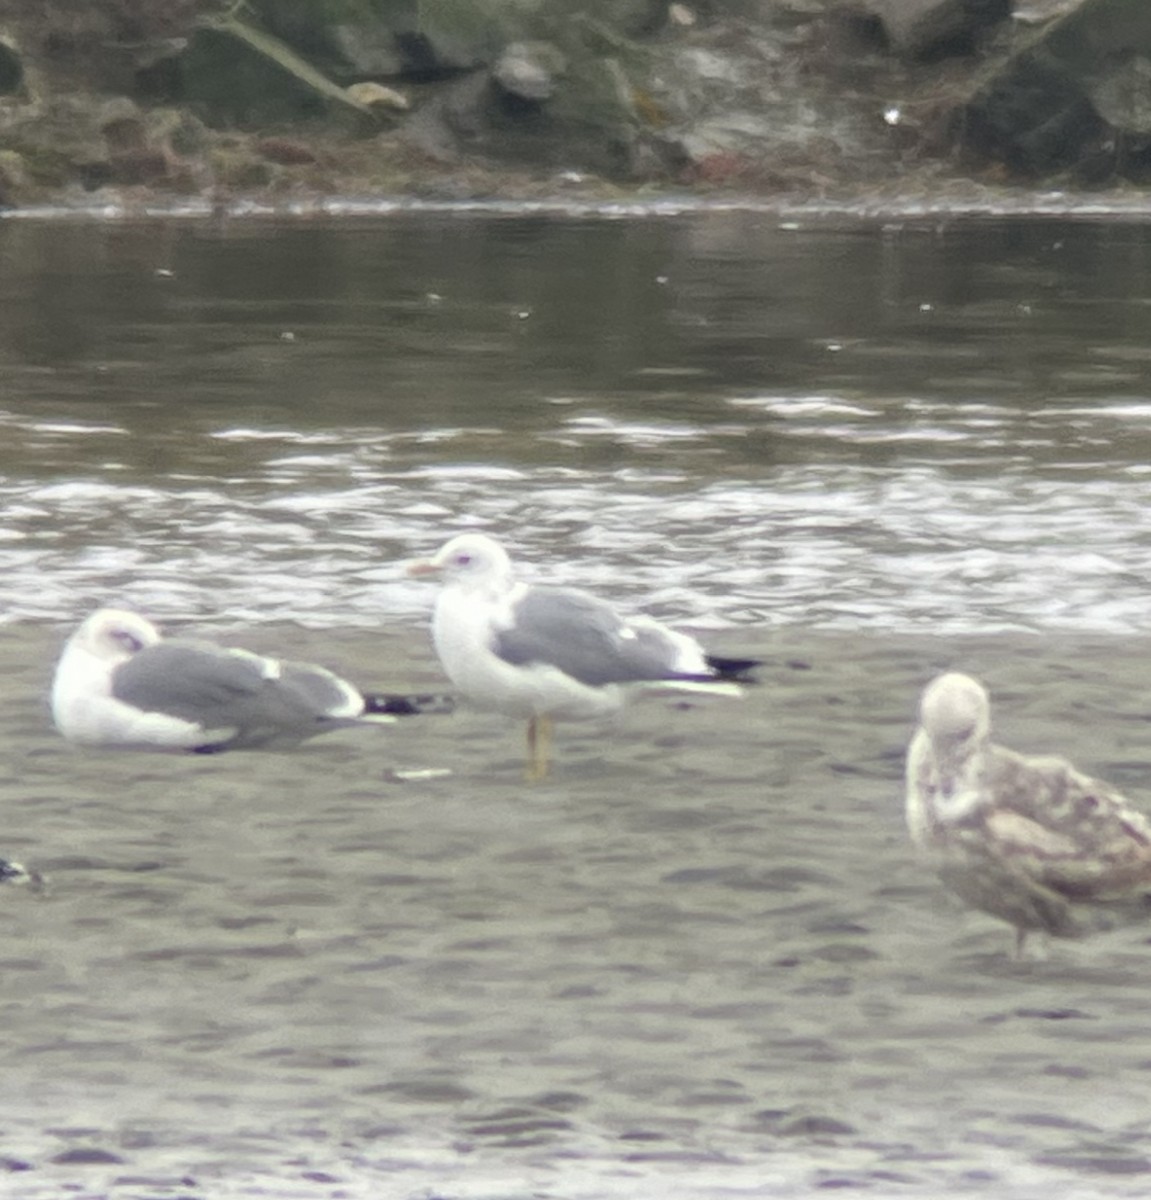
494;587;710;686
111;640;371;748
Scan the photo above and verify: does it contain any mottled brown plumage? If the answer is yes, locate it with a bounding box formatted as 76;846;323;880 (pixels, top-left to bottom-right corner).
905;672;1151;956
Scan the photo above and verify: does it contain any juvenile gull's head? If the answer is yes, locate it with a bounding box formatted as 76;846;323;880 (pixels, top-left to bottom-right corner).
920;672;990;743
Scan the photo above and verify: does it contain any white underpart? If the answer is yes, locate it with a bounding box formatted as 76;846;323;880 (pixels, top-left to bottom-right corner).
434;580;621;720
51;638;234;749
905;727;985;847
905;672;993;845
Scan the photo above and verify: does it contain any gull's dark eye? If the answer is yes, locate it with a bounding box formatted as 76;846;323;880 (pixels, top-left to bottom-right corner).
112;629;144;653
455;553;473;566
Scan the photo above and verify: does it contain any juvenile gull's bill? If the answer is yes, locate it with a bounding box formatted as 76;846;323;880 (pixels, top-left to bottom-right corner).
906;671;1151;957
408;533;759;781
52;608;453;753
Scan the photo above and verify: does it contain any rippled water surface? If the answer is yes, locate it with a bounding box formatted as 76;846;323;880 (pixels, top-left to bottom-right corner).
4;212;1151;633
7;211;1151;1200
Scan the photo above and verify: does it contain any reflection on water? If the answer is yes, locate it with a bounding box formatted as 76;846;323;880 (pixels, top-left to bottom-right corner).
2;214;1151;633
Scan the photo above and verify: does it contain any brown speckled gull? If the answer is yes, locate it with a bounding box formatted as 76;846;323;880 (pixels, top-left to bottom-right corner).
906;671;1151;957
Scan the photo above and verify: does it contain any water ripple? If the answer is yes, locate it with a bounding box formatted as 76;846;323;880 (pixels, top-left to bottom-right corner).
2;402;1151;636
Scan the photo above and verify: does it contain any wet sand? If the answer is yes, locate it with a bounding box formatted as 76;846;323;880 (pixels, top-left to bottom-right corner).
3;622;1151;1198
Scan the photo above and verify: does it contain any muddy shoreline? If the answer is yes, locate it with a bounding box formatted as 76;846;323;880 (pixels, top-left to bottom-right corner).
3;621;1151;1196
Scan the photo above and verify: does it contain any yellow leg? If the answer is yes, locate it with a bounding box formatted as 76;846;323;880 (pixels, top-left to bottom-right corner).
526;714;554;783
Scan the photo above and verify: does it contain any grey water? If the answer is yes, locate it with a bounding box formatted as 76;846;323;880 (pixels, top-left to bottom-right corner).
4;211;1151;636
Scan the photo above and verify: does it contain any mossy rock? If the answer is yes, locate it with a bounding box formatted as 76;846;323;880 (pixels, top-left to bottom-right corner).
565;0;668;36
248;0;413;79
235;1;666;82
963;0;1151;173
176;18;379;127
0;34;23;94
0;148;32;204
248;0;498;79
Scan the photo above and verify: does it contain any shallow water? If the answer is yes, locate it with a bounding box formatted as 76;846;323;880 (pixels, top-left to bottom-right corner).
4;212;1151;633
5;210;1151;1198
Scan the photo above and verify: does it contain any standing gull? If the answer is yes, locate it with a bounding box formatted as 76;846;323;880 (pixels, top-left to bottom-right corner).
52;608;452;753
408;533;759;781
906;671;1151;957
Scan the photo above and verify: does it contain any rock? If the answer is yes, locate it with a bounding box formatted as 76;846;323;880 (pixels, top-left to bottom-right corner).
1087;50;1151;135
208;141;275;190
328;21;407;80
963;0;1151;175
250;0;499;81
256;137;320;165
845;0;1010;58
678;112;781;165
246;0;404;80
177;26;326;125
650;13;898;188
397;1;909;183
99;98;149;153
0;31;23;94
4;0;1131;198
400;10;649;175
248;1;667;85
574;0;670;37
493;41;567;102
0;149;30;206
90;101;198;188
0;93;204;193
401;71;492;163
405;2;501;74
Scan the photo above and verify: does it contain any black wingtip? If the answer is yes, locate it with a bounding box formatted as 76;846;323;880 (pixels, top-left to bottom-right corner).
0;858;43;889
0;858;25;883
705;655;763;684
362;692;457;717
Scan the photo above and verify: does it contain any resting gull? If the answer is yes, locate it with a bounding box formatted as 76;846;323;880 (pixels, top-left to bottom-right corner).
906;671;1151;957
408;533;759;781
52;608;453;753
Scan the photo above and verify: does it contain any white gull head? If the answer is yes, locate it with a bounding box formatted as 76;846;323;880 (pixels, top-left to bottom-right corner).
410;533;517;594
52;608;165;746
907;671;992;836
919;672;991;758
69;608;163;664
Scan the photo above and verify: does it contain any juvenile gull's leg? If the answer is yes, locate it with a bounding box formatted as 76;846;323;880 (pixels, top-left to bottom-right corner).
526;714;553;783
